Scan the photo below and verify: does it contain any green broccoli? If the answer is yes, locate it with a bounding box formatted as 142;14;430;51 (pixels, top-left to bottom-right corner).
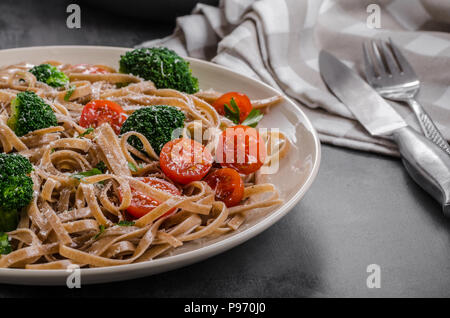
29;64;69;88
120;105;185;154
0;175;33;232
0;175;33;211
0;153;33;178
0;232;11;255
7;91;58;137
0;208;19;234
0;153;33;234
119;47;199;94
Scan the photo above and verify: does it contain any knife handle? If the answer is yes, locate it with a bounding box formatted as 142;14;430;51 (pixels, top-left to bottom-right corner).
393;126;450;216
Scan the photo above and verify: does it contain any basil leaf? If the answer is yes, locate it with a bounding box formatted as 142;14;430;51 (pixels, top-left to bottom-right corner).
241;109;263;128
128;162;138;172
71;168;103;181
95;161;107;173
117;220;135;226
224;98;240;125
78;127;94;138
116;82;130;88
64;85;76;101
93;225;105;240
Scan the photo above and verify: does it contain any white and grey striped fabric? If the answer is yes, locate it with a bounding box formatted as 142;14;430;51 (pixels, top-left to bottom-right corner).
138;0;450;156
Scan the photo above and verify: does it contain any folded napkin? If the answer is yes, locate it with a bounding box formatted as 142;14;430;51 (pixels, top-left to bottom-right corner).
138;0;450;156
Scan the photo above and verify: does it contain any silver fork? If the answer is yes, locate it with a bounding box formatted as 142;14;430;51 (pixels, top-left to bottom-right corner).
363;38;450;155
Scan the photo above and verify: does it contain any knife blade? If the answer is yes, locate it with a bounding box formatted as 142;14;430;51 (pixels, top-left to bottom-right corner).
319;49;450;217
319;50;406;136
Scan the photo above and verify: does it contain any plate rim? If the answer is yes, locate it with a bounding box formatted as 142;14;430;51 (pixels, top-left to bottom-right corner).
0;45;321;283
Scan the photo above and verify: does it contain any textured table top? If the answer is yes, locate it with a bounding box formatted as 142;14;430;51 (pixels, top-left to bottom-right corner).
1;0;449;298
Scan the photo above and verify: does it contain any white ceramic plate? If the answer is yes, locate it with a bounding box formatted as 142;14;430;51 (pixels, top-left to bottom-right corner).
0;46;321;285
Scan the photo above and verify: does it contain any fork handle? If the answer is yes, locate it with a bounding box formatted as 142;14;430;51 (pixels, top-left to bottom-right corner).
393;126;450;216
407;98;450;156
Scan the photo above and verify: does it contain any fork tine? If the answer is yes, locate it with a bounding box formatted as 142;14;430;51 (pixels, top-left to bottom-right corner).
388;38;417;76
370;40;388;76
363;42;377;82
379;40;399;74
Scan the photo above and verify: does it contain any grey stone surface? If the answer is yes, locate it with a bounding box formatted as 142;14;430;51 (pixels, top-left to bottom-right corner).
1;0;449;297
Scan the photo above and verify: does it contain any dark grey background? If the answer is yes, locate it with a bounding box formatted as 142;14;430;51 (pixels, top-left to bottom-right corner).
1;0;450;297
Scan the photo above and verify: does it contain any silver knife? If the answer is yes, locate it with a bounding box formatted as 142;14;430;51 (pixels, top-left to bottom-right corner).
319;50;450;216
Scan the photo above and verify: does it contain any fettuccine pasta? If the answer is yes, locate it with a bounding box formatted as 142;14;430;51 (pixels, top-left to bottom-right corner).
0;59;289;269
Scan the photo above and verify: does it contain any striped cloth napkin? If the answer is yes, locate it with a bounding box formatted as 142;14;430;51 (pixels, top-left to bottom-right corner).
138;0;450;156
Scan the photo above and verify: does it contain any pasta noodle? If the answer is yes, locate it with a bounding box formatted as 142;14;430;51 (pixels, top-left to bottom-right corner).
0;61;288;269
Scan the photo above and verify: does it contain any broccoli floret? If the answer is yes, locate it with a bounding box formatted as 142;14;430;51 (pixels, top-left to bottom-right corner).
0;232;12;255
0;153;33;233
7;91;58;137
120;105;185;154
0;208;19;234
0;153;33;178
0;175;33;211
119;47;199;94
0;175;33;232
29;64;69;88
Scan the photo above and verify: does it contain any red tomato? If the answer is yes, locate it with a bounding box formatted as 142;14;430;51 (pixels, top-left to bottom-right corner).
212;92;252;123
69;64;109;74
160;138;213;185
216;125;266;175
205;168;244;207
79;100;127;134
119;177;181;219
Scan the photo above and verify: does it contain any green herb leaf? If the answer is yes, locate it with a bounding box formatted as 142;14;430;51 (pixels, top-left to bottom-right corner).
64;85;76;101
241;109;264;128
78;127;94;138
95;161;107;173
117;220;135;226
93;225;105;240
224;98;241;125
50;148;56;154
71;168;103;181
128;162;138;172
0;232;12;255
224;98;263;127
115;82;130;89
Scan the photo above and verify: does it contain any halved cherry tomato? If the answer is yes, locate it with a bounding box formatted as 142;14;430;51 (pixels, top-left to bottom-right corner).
79;100;127;134
205;168;244;207
213;92;252;123
160;138;213;185
119;177;181;219
216;125;266;175
69;64;109;74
